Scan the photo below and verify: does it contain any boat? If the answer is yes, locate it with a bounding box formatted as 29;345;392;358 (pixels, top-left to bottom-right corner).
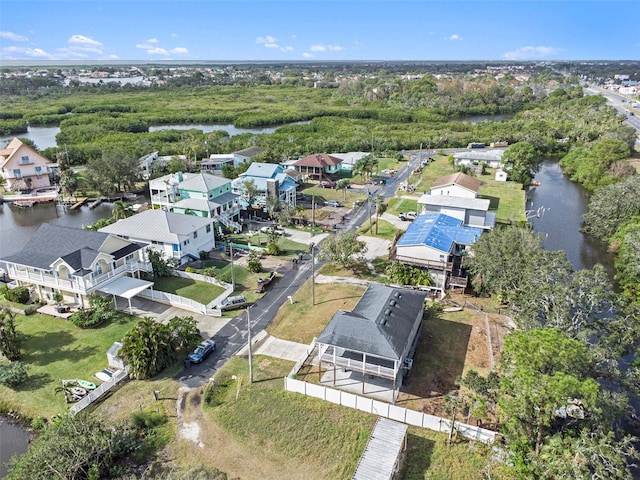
11;201;35;208
76;379;97;390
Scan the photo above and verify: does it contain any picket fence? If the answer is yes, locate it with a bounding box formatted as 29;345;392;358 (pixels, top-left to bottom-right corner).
69;367;130;415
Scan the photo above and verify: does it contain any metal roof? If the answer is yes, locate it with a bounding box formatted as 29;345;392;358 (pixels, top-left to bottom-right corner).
397;213;482;251
431;172;481;192
99;210;212;244
417;194;490;211
178;172;232;192
352;417;408;480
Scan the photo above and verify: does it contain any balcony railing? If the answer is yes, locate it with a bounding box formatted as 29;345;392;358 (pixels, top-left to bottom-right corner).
6;261;152;294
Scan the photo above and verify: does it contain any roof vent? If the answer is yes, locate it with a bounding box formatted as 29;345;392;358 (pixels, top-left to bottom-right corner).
394;292;402;299
389;300;396;307
384;309;391;316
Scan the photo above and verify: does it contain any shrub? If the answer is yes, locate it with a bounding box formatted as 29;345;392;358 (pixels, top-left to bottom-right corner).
185;266;196;273
0;361;28;388
69;309;104;328
266;242;279;256
199;250;210;260
247;252;263;273
130;410;167;430
0;285;9;297
24;306;37;316
5;286;30;304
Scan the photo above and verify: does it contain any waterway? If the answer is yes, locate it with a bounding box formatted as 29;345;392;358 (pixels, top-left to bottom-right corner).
528;159;614;274
0;417;29;478
0;121;310;151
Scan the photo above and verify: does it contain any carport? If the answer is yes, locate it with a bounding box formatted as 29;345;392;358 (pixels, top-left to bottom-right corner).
98;276;154;314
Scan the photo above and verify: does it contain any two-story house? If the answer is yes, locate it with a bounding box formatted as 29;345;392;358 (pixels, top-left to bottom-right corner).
99;210;215;265
0;137;53;191
293;153;344;182
149;172;241;232
0;224;152;308
232;162;298;209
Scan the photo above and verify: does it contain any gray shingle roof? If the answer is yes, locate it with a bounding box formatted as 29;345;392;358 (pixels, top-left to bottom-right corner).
1;224;111;269
317;284;425;360
178;172;232;192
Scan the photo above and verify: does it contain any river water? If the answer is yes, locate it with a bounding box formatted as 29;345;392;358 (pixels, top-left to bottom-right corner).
528;159;614;274
0;418;29;478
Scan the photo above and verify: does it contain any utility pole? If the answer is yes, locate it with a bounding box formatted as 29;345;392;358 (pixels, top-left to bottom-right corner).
247;306;253;384
311;192;315;227
310;242;315;306
229;239;235;291
368;189;373;235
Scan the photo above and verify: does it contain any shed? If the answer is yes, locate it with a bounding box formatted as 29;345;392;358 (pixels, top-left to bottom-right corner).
352;417;408;480
107;341;126;370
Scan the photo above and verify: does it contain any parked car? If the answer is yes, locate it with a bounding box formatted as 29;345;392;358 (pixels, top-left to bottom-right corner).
260;225;285;235
320;180;336;188
398;212;417;221
219;295;249;311
324;200;342;207
188;339;216;363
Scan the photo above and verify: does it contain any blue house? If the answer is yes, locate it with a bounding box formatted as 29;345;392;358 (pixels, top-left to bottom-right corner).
231;162;298;208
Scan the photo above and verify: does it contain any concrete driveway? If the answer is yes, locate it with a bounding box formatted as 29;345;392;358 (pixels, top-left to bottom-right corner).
357;235;392;261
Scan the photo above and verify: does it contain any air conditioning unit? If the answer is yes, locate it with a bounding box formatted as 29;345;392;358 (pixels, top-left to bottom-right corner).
404;358;413;369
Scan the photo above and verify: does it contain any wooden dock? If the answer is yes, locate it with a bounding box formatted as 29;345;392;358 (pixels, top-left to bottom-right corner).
69;197;88;210
88;198;104;209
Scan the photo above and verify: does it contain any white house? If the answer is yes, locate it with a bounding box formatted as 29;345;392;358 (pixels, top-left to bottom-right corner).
453;149;505;169
201;154;235;174
417;194;495;230
233;146;264;167
1;224;152;307
430;172;481;199
330;152;371;172
99;209;215;265
0;137;53;191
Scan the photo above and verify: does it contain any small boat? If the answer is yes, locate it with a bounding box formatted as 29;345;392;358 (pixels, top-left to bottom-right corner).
11;201;35;208
76;379;97;390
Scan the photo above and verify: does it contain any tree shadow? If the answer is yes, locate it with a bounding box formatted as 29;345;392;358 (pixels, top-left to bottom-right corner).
25;330;98;366
16;372;52;391
400;433;435;478
315;294;363;306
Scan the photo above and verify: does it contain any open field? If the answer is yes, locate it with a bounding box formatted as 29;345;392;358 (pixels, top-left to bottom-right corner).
357;218;400;240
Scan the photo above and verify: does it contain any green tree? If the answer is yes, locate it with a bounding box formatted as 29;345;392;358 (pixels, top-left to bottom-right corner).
499;329;599;459
336;178;351;201
85;150;140;195
385;262;432;286
239;178;260;208
111;200;133;220
0;361;28;388
146;248;174;278
502;141;540;187
0;306;21;360
58;169;78;199
374;195;387;235
7;413;137;480
119;315;200;379
583;175;640;242
319;232;367;269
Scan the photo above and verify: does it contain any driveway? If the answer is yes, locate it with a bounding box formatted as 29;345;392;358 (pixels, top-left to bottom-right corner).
357;235;392;261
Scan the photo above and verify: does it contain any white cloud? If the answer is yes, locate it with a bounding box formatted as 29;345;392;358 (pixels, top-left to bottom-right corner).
0;31;29;42
281;46;293;52
146;47;169;55
503;46;561;60
264;43;279;49
310;44;343;52
3;46;53;59
145;38;159;44
302;52;313;58
107;54;120;60
136;42;155;49
171;33;179;38
68;35;103;47
170;47;189;55
445;34;460;41
256;35;277;45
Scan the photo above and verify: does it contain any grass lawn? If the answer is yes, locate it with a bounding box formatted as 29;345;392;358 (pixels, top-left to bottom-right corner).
268;280;366;343
301;186;368;206
153;276;225;305
0;312;139;418
318;261;384;282
387;197;419;216
357;218;401;240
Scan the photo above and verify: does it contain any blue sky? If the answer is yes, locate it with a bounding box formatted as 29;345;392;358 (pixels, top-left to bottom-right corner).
0;1;638;62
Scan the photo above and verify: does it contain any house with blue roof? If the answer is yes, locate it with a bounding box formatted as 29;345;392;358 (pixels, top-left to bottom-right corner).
231;162;298;209
390;213;482;293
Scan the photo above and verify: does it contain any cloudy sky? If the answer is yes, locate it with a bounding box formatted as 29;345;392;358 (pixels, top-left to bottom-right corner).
1;0;638;62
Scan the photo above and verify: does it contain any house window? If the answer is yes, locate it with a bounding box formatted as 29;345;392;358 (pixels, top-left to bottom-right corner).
94;263;103;276
13;169;22;178
35;166;42;178
206;224;211;233
193;231;198;239
20;155;30;165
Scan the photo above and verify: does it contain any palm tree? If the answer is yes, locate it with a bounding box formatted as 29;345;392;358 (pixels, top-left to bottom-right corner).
375;195;387;235
111;200;133;221
265;196;281;219
336;179;351;201
59;170;78;199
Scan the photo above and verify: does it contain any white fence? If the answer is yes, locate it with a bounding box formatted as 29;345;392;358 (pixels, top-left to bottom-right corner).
284;377;496;444
139;289;207;314
69;367;130;415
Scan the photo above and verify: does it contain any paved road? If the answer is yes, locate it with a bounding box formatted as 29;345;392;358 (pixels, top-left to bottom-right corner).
176;153;424;388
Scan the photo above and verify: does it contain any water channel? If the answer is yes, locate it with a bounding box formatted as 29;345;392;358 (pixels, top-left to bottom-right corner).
0;418;29;478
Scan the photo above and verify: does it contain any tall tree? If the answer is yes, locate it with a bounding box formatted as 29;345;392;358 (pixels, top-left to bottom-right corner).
0;306;21;361
374;195;387;235
58;169;78;199
502;141;541;187
85;150;140;195
111;200;133;220
318;232;367;269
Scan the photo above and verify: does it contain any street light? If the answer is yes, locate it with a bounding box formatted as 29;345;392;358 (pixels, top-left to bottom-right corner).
246;306;253;384
310;242;315;306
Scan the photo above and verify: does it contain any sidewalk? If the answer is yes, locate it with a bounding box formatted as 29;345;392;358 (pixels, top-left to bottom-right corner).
236;331;311;362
